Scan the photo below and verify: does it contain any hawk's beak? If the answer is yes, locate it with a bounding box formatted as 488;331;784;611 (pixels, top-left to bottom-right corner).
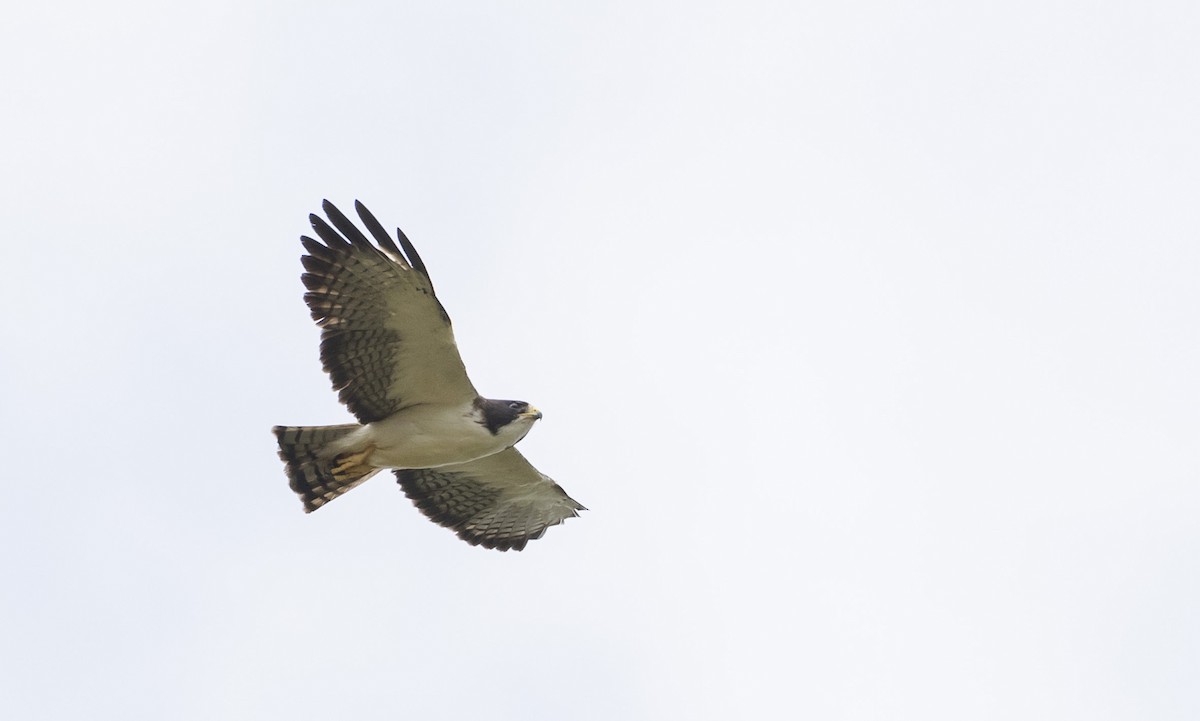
521;407;543;421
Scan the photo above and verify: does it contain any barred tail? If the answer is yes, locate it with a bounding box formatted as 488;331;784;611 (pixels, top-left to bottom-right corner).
272;424;380;512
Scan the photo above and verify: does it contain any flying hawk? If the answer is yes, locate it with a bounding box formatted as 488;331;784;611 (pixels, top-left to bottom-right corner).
273;200;583;551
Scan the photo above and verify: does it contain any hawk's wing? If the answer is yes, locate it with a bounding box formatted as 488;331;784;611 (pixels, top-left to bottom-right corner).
395;448;585;551
300;200;478;423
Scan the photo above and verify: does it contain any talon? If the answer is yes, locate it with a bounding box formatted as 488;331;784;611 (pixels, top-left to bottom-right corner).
331;445;375;480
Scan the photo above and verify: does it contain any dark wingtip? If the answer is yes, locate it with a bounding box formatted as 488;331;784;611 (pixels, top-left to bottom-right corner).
322;199;374;248
300;235;332;258
309;210;350;249
353;200;405;257
395;227;432;286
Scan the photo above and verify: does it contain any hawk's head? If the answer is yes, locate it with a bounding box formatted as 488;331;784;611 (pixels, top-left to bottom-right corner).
476;398;542;439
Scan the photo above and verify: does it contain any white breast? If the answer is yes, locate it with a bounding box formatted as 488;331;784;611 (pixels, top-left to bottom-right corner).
356;401;536;470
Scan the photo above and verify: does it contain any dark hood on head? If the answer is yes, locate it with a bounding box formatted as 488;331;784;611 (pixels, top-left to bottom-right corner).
476;397;536;435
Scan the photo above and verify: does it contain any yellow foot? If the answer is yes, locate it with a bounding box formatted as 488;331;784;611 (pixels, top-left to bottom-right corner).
331;444;375;481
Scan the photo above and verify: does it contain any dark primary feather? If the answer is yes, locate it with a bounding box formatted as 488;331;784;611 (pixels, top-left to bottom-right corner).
308;212;351;250
351;200;437;293
353;200;406;258
393;226;433;290
321;200;375;250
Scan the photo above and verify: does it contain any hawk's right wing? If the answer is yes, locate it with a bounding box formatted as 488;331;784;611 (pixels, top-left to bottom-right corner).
395;448;585;551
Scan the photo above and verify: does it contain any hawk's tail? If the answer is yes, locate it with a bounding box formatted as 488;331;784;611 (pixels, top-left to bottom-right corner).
273;424;380;513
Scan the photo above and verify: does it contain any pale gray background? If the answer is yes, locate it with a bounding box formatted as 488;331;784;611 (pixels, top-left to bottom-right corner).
2;1;1197;719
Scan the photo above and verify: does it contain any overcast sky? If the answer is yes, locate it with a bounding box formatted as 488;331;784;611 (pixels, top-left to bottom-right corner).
3;2;1198;719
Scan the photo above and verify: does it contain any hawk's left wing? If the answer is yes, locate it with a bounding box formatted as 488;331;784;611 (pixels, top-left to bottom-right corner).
299;200;479;423
395;448;585;551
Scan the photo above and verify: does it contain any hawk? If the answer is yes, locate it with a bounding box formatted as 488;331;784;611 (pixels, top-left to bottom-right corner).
273;200;584;551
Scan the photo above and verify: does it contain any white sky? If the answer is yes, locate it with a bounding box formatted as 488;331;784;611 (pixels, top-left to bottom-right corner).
2;1;1198;719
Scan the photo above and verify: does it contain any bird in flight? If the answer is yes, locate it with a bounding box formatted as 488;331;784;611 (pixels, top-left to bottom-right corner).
273;200;583;551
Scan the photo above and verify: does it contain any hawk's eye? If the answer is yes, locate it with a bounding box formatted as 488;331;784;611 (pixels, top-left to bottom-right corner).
508;402;524;410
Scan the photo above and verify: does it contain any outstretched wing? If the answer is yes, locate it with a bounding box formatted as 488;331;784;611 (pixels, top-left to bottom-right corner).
395;448;585;551
299;200;478;423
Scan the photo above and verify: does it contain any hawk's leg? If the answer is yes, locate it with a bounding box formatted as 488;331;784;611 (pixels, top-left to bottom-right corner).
331;445;376;481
